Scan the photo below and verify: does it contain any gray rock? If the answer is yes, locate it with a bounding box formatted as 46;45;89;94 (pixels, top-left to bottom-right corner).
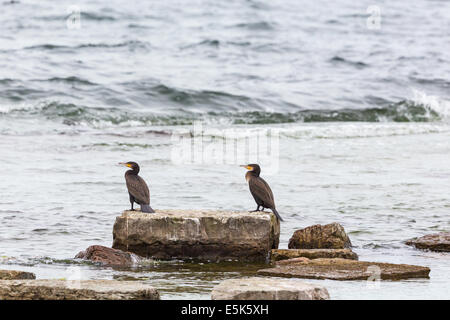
112;210;280;262
271;249;358;262
211;277;329;300
258;258;430;280
0;280;160;300
405;232;450;252
288;222;352;249
0;270;36;280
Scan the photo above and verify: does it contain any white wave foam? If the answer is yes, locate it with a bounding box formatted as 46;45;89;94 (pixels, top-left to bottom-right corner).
184;122;450;140
0;102;35;113
279;122;450;139
411;89;450;120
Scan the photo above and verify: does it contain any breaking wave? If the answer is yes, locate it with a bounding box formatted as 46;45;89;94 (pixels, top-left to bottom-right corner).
0;97;448;128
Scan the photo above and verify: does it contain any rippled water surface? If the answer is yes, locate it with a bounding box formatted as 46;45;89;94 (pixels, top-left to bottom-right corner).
0;0;449;299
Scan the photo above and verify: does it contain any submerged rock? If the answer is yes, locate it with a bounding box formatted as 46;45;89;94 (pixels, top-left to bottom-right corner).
258;258;430;280
211;277;329;300
0;280;160;300
0;270;36;280
271;249;358;262
112;209;280;262
405;232;450;252
288;222;352;249
75;245;141;267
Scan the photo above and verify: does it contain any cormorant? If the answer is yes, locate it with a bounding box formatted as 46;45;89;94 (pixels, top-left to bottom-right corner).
241;164;283;222
119;161;155;213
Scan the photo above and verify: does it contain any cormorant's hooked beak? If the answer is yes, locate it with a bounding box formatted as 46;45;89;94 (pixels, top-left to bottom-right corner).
240;165;253;171
119;162;132;168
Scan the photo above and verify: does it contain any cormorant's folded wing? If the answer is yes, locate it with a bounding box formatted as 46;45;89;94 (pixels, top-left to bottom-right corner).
126;175;150;205
249;177;275;208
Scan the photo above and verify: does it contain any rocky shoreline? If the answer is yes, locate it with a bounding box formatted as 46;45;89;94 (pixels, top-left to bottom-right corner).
1;209;444;300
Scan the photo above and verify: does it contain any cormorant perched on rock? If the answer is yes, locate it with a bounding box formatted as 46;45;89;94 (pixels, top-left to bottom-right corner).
119;161;154;213
241;164;283;222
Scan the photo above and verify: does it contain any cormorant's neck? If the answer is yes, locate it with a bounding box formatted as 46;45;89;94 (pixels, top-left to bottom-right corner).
246;171;259;179
126;168;139;175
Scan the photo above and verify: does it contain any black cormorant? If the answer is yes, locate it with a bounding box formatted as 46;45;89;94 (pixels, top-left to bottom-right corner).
119;161;155;213
241;164;283;222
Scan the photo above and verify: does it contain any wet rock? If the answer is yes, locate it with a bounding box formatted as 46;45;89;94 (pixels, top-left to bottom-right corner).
258;258;430;280
0;280;160;300
270;249;358;262
75;245;141;267
405;232;450;252
288;222;351;249
0;270;36;280
211;277;329;300
112;210;280;262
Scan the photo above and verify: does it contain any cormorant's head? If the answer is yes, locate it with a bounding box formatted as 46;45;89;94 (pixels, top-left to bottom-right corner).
119;161;140;172
240;164;261;176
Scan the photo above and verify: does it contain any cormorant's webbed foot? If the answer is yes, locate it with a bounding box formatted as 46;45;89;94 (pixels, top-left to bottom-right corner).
249;206;262;212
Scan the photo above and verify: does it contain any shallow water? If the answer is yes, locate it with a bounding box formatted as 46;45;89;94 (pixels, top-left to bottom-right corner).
0;0;449;299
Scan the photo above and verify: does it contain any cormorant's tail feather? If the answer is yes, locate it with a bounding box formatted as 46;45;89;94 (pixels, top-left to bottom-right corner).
141;204;155;213
271;208;284;222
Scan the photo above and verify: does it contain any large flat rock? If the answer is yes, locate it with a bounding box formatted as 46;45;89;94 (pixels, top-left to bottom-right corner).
211;277;329;300
0;280;160;300
258;258;430;281
0;270;36;280
112;210;280;262
405;232;450;252
271;249;358;262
